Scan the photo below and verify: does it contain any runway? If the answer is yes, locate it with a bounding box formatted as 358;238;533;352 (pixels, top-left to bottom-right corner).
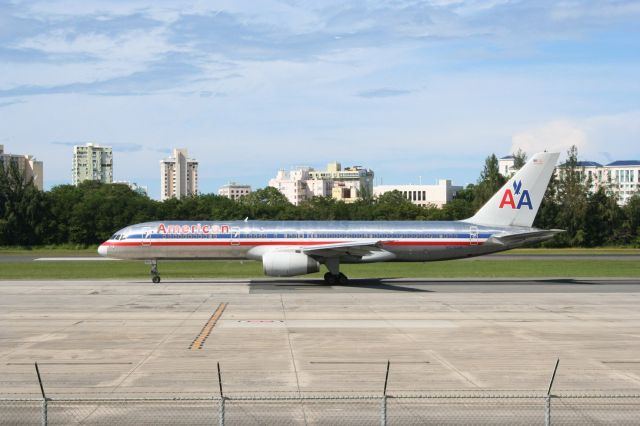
247;277;640;293
2;277;640;400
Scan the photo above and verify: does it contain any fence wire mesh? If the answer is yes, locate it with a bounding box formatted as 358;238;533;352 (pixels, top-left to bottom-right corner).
552;396;640;425
0;400;42;426
387;396;545;425
2;394;640;425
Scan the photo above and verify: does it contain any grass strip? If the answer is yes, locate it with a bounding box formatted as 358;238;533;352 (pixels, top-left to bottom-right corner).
0;259;637;280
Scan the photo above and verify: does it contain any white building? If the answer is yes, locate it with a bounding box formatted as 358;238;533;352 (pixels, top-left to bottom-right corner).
498;155;517;177
0;144;44;190
114;181;149;197
268;162;374;205
309;162;374;202
160;148;198;201
268;167;316;205
556;160;640;205
72;143;112;186
218;182;252;200
606;161;640;205
373;179;462;207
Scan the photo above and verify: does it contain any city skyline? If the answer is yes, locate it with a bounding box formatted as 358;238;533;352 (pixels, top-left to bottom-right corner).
5;141;640;202
1;1;639;199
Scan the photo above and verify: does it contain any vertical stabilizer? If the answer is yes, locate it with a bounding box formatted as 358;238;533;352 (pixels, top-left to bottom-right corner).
467;152;559;227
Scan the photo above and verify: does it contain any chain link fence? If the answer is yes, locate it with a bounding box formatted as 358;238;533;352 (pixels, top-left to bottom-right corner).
2;393;640;425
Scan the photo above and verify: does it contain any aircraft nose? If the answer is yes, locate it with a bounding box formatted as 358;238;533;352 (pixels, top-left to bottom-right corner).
98;244;108;256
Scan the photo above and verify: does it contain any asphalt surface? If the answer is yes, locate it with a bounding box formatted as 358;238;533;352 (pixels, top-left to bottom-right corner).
246;277;640;293
2;278;640;424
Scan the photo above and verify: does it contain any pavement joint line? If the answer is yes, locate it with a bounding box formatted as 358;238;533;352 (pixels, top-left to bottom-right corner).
189;302;227;350
107;291;215;396
280;293;309;424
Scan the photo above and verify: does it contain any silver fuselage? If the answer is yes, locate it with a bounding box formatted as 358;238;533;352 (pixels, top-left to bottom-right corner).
99;220;538;263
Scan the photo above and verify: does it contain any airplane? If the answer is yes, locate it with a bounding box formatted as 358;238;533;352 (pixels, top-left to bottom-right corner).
98;152;561;284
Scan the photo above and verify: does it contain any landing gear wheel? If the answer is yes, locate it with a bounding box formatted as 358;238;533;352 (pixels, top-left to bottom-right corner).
338;273;349;285
149;260;160;284
324;272;337;285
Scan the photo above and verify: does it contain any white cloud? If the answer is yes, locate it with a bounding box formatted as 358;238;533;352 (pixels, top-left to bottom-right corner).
2;26;178;89
511;120;588;158
511;111;640;162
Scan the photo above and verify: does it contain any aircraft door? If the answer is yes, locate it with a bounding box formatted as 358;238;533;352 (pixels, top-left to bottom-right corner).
141;229;152;247
469;226;479;246
230;226;240;246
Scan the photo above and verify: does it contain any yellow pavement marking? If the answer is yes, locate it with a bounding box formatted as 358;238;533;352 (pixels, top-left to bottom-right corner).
190;303;227;350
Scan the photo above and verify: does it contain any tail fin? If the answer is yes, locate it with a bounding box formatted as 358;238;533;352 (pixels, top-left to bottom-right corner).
467;152;559;227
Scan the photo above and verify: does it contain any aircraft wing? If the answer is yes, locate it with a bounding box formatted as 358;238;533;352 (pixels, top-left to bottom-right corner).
301;240;390;258
487;229;564;247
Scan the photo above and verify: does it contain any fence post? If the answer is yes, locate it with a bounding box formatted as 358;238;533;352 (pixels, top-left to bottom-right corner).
545;358;560;426
545;395;551;426
217;362;225;426
218;397;225;426
35;362;47;426
381;360;390;426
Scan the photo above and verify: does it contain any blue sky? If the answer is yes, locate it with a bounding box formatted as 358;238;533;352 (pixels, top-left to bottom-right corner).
1;0;639;199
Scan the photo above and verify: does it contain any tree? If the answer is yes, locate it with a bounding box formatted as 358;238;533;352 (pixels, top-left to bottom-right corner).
0;161;50;245
619;194;640;246
372;190;422;220
513;148;527;170
584;187;623;246
298;196;340;220
473;154;506;210
554;145;590;246
533;168;560;235
240;187;295;219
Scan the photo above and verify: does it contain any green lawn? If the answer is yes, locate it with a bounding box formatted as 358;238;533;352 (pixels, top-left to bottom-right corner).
494;247;640;255
0;259;637;280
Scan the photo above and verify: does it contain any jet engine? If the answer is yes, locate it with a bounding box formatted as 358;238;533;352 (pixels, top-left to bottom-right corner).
262;251;320;277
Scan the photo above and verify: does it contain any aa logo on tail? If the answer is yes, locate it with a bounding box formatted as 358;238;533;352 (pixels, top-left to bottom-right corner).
499;180;533;210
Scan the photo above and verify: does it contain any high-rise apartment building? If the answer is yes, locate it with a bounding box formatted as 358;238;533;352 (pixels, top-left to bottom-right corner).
0;144;44;190
72;143;113;185
160;148;198;200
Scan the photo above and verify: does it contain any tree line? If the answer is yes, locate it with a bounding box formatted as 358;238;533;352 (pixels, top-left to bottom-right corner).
1;145;638;247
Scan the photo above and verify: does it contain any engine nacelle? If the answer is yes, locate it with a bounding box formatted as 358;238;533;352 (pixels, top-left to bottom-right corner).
262;251;320;277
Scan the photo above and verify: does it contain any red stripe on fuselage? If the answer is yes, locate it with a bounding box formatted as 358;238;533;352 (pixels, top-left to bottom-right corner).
102;240;484;247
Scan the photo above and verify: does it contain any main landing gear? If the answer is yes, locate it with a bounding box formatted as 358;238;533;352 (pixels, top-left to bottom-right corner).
150;260;161;284
323;272;349;285
323;258;349;285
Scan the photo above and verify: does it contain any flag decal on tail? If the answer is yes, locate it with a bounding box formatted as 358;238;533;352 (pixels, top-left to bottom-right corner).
498;180;533;210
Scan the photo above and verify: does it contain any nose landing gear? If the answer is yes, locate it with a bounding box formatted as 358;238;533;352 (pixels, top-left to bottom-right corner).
150;260;161;284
